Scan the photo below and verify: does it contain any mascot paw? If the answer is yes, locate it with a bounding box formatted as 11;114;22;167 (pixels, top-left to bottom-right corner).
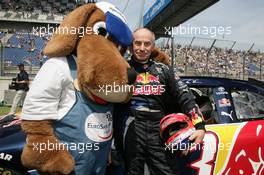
21;135;75;175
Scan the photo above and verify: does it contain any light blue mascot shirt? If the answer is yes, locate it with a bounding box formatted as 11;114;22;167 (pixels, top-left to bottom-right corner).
54;55;113;175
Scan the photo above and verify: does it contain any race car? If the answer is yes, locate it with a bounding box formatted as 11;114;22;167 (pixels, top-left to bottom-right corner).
179;77;264;175
0;76;264;175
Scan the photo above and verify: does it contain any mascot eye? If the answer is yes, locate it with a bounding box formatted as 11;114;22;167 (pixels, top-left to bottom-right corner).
93;21;108;37
98;27;107;36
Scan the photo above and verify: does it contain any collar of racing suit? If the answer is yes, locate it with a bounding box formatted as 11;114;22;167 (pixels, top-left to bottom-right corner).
130;56;154;73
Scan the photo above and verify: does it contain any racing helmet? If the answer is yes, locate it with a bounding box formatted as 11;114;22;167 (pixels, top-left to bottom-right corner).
160;113;195;149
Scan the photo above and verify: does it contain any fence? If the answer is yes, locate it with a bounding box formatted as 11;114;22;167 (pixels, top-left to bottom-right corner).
157;36;264;81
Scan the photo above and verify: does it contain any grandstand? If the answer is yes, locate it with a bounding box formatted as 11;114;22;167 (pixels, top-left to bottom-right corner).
0;0;97;103
0;0;97;73
157;41;264;79
0;0;96;30
0;0;96;24
0;32;49;67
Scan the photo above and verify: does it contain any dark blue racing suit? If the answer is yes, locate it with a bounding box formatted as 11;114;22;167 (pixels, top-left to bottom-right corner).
114;57;205;175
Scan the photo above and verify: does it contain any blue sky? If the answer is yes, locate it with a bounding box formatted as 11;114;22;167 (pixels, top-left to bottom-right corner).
100;0;264;51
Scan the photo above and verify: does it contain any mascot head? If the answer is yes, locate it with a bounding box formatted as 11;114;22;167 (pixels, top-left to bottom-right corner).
44;2;136;103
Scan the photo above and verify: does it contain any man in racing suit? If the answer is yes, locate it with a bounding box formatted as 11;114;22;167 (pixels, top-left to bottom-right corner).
116;28;206;175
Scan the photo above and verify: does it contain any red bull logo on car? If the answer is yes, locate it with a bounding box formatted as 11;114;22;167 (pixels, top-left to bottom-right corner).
219;120;264;175
186;120;264;175
133;73;165;95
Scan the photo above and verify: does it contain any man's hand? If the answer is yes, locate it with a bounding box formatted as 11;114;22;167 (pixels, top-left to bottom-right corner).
189;129;205;144
16;80;23;83
181;129;205;156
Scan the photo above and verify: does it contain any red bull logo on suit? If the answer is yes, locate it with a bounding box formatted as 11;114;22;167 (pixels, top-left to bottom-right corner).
133;73;165;95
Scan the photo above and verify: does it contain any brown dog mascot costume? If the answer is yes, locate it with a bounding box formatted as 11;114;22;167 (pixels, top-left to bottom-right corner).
21;2;136;175
20;2;171;175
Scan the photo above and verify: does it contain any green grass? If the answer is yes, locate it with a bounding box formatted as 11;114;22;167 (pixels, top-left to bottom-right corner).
0;106;21;116
0;106;11;115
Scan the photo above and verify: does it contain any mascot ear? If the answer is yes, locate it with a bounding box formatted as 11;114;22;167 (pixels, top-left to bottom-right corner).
43;4;97;57
151;47;171;66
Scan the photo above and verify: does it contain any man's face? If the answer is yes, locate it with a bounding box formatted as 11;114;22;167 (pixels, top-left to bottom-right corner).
18;66;24;71
132;29;155;62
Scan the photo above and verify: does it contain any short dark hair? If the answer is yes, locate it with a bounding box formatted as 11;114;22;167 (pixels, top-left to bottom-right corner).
17;63;24;67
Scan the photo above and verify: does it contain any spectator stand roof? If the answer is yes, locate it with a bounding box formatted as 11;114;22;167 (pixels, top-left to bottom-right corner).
143;0;219;38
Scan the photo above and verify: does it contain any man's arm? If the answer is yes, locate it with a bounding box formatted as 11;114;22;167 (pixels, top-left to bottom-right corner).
165;67;205;144
23;72;29;85
16;72;29;85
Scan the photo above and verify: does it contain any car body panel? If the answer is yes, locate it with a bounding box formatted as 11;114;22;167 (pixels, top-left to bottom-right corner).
180;120;264;175
0;125;28;174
